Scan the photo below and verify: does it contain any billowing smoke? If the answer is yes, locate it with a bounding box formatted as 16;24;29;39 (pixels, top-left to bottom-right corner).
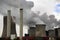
0;0;60;31
23;11;59;30
23;11;44;27
26;12;59;31
1;0;34;8
0;0;34;16
0;0;34;25
0;0;42;27
39;13;59;30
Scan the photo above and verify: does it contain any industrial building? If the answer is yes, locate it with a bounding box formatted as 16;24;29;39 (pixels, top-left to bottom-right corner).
0;0;60;40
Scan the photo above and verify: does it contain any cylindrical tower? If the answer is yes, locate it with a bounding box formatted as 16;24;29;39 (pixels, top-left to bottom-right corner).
28;27;36;36
2;16;7;38
35;24;46;37
20;8;23;40
2;16;17;38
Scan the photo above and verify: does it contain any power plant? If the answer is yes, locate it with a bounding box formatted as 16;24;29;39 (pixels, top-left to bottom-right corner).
0;0;60;40
2;16;17;38
0;9;60;40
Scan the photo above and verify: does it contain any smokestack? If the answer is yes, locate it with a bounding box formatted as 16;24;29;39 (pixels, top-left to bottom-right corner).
28;27;36;36
35;24;46;37
7;10;11;37
20;8;23;40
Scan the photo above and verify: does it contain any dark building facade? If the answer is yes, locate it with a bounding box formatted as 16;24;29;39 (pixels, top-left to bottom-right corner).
55;28;58;37
28;27;36;36
35;24;46;37
2;16;17;38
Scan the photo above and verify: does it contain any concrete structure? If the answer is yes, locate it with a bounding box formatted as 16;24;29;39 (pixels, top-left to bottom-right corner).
57;28;60;37
2;15;17;38
28;27;36;36
2;16;7;38
10;16;17;39
2;11;17;37
35;24;46;37
20;9;23;40
54;27;60;39
48;30;55;40
48;30;55;37
45;31;49;36
54;28;58;37
7;10;11;37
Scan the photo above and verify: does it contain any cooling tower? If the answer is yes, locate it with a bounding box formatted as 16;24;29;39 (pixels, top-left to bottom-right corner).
55;28;58;37
45;31;49;37
48;30;55;37
2;16;17;38
2;16;7;38
35;24;46;37
28;27;36;36
57;28;60;37
48;30;55;40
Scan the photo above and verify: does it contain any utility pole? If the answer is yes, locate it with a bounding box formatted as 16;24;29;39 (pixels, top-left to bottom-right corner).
20;8;23;40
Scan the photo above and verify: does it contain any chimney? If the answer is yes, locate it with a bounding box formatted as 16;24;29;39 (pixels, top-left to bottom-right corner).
20;8;23;40
35;24;46;37
7;10;11;37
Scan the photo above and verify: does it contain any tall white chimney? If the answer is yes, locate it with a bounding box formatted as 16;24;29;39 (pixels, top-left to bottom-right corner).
7;10;11;37
20;8;23;40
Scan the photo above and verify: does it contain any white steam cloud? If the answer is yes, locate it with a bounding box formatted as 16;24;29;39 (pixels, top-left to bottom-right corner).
0;0;60;36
